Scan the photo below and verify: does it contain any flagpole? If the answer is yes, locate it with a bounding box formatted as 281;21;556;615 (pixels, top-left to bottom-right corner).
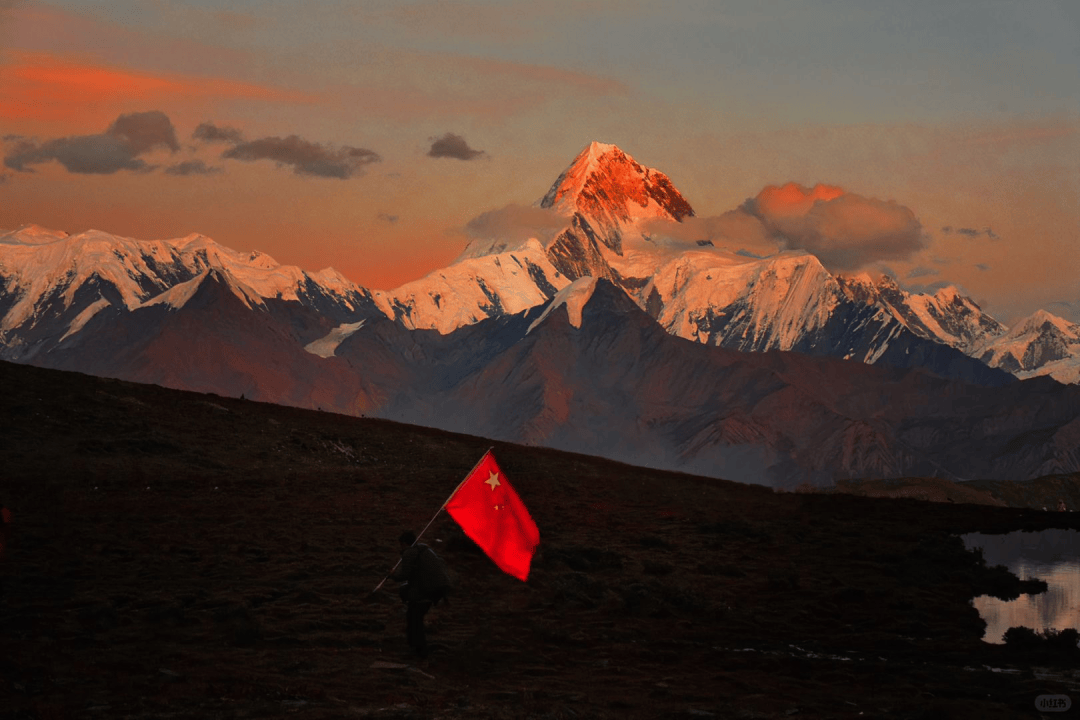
369;446;494;595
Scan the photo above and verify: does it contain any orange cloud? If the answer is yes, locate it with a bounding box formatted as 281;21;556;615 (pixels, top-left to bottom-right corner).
729;183;925;271
754;182;845;218
0;51;316;124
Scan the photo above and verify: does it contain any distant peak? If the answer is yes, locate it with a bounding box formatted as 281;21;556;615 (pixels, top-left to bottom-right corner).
932;285;962;301
1019;308;1075;331
1;224;69;245
18;223;67;237
876;274;901;290
539;142;694;225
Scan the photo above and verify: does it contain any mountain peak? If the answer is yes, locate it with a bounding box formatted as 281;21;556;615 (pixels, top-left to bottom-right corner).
538;142;694;225
583;140;619;160
0;224;70;246
1015;309;1076;334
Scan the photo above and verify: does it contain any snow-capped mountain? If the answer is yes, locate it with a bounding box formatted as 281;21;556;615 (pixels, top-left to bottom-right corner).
538;141;694;278
837;274;1007;353
37;266;378;412
367;142;1014;385
373;142;699;333
632;249;1010;384
834;274;1080;383
0;224;380;360
372;238;568;333
975;310;1080;384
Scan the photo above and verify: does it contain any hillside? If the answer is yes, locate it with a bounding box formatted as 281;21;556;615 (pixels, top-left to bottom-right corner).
2;359;1080;719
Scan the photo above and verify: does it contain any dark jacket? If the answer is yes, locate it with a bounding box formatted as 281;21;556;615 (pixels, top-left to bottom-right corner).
392;543;450;603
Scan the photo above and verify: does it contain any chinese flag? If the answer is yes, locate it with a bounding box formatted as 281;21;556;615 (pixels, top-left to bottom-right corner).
445;450;540;581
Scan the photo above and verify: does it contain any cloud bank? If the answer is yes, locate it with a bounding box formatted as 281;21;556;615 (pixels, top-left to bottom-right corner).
642;210;779;258
743;183;925;271
640;182;924;271
464;204;565;241
222;136;380;178
4;111;178;174
192;122;243;144
1;114;381;180
193;121;382;178
459;181;926;275
942;225;999;240
165;160;222;176
428;133;485;160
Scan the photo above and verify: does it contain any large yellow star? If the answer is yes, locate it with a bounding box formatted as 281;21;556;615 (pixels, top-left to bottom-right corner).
485;471;501;490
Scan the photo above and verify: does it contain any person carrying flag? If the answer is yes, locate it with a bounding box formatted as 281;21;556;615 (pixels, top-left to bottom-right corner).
375;449;539;657
391;530;451;659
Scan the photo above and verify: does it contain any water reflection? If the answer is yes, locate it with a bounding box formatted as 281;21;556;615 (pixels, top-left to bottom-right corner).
962;529;1080;644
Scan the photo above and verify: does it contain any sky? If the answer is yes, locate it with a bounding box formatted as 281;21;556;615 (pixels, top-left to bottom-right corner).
0;0;1077;325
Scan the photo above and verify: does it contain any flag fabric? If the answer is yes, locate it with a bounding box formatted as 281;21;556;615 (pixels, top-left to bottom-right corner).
445;450;540;581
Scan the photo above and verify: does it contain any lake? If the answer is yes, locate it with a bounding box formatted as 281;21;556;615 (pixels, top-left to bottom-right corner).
963;529;1080;644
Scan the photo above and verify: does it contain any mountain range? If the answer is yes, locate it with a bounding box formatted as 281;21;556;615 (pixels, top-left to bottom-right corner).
3;142;1079;486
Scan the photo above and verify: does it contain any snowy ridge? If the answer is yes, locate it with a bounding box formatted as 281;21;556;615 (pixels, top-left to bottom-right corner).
643;251;842;351
0;225;380;360
304;320;367;358
0;226;371;326
140;271;211;311
834;274;1080;382
0;224;70;245
0;229;183;332
837;274;1006;353
59;298;110;343
139;268;267;311
373;241;568;333
975;310;1080;381
527;276;597;333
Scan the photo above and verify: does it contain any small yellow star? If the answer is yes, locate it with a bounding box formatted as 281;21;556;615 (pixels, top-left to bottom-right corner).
485;471;501;490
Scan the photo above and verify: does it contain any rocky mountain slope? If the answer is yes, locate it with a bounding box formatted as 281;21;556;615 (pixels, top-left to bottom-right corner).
335;278;1080;487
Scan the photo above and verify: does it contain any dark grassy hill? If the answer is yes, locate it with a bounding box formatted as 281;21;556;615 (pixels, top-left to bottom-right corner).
2;359;1080;719
827;474;1080;512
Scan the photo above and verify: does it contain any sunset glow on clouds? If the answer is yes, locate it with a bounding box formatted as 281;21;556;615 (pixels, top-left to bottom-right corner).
0;0;1077;319
0;52;314;126
746;183;925;272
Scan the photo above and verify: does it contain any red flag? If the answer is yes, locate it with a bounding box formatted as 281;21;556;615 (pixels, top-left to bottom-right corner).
445;450;540;581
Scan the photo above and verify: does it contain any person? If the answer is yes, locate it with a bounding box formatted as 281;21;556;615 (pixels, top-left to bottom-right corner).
391;530;451;658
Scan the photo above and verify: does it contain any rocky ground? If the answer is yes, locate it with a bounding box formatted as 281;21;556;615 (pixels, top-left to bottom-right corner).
3;360;1080;719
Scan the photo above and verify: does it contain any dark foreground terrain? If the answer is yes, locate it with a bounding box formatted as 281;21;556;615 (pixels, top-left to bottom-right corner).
3;360;1080;719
